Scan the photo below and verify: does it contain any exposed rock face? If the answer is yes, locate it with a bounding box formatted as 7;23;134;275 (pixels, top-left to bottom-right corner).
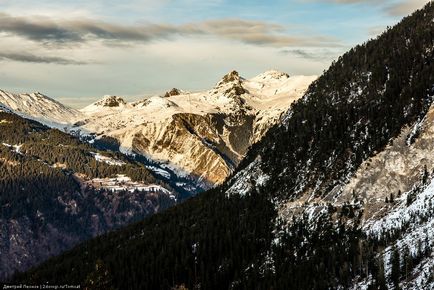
217;70;243;85
81;96;130;113
164;88;182;98
131;112;255;186
337;105;434;220
93;95;127;107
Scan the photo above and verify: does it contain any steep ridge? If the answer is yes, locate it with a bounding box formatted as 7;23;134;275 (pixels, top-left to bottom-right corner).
0;111;177;281
10;3;434;289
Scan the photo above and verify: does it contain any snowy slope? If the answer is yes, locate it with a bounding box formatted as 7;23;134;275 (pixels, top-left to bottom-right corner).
0;90;82;126
351;177;434;290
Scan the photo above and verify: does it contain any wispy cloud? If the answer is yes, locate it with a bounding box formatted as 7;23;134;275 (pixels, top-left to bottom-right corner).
384;0;429;16
280;48;344;61
0;51;86;65
0;13;340;48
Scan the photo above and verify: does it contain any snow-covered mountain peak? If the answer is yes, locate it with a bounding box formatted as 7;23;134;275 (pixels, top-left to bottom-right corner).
215;70;244;88
252;70;290;82
94;95;127;107
164;88;183;98
81;95;130;113
135;95;179;109
0;89;81;125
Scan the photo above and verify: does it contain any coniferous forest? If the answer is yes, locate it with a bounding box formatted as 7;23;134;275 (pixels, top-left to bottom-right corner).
0;112;177;280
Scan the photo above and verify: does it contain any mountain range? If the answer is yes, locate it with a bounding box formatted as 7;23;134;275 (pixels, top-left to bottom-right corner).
0;70;315;191
0;71;314;280
2;2;434;289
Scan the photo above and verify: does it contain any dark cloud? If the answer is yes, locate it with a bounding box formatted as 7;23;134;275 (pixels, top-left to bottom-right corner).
280;48;343;61
0;51;87;65
0;13;83;43
0;13;340;48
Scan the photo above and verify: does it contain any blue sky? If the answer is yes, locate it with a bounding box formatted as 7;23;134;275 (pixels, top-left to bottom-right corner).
0;0;429;107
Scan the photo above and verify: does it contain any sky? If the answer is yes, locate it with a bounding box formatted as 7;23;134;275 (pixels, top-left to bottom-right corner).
0;0;430;108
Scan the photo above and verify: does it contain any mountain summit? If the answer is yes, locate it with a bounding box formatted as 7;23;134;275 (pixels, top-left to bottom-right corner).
81;95;129;112
215;70;244;87
252;70;290;81
0;90;81;125
94;95;127;107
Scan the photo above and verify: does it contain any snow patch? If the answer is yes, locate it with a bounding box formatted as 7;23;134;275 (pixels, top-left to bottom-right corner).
90;152;125;166
145;165;171;179
225;157;269;198
88;174;176;200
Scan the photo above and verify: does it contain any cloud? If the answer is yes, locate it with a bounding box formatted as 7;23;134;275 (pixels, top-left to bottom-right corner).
384;0;429;16
309;0;430;16
0;51;87;65
368;25;387;37
0;37;331;108
280;48;345;61
0;13;340;48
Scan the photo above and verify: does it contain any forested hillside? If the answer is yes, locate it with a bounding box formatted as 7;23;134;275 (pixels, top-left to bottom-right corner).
0;112;177;280
9;2;434;289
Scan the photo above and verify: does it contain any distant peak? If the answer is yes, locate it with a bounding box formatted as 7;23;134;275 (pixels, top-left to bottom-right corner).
222;70;240;82
164;88;182;98
94;95;127;108
0;89;66;107
216;70;245;87
253;70;290;81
